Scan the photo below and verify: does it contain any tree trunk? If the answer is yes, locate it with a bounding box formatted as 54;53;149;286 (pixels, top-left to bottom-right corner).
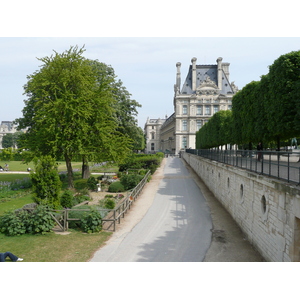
65;154;74;189
82;155;90;179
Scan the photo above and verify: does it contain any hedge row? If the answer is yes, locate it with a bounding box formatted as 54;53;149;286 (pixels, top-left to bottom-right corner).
196;50;300;149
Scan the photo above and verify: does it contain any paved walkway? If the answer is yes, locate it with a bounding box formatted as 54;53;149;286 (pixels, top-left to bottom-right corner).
90;157;264;262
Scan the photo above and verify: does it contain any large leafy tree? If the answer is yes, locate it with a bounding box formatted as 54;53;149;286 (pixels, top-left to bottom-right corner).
17;46;132;188
266;51;300;148
79;60;143;177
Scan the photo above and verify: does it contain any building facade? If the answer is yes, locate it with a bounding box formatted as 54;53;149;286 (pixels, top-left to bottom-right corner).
144;117;167;153
144;57;238;154
0;121;27;149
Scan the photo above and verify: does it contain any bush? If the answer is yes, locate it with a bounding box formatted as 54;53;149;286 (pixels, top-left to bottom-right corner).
73;193;90;206
87;176;98;191
104;198;115;209
25;205;55;234
81;208;102;233
0;210;27;236
30;156;62;209
120;174;143;190
108;181;125;192
74;179;88;190
0;205;54;236
60;190;74;208
68;206;102;233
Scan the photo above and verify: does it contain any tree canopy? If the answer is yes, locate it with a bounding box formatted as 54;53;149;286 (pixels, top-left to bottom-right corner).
196;50;300;150
16;46;140;188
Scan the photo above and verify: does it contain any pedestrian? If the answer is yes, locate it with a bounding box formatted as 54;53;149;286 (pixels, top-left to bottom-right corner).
5;163;9;171
257;142;263;161
0;252;23;262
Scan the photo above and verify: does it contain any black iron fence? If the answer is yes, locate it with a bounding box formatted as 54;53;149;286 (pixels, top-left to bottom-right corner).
186;149;300;185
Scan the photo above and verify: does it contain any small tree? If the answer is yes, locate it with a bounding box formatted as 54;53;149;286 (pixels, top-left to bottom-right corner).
30;156;62;209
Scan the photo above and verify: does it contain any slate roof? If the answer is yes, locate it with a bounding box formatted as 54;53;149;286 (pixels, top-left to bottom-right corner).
181;64;234;95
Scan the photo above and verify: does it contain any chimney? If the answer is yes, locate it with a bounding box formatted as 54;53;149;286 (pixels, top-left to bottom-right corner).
191;57;197;91
217;57;223;90
176;62;181;91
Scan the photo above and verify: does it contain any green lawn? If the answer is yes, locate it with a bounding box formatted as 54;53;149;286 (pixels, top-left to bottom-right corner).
0;160;34;172
0;193;33;215
0;229;112;262
0;161;118;261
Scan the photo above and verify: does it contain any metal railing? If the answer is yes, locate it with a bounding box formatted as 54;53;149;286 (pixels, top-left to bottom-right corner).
186;149;300;185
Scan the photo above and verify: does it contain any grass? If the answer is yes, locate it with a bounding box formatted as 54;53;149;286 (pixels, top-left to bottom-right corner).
0;161;118;261
0;193;33;215
0;160;118;173
0;173;30;181
0;229;112;262
0;160;34;172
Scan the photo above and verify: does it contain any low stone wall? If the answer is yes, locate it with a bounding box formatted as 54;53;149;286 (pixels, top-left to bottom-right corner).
183;152;300;262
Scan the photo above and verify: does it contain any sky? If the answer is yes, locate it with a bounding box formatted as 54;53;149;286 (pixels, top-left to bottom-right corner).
1;36;300;129
1;1;300;129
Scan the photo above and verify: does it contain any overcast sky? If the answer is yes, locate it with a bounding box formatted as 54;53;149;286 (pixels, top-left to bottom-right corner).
1;2;300;129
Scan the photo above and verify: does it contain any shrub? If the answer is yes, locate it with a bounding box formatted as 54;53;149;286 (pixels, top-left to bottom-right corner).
87;176;98;191
120;174;143;190
30;156;62;209
108;181;125;192
25;205;55;234
104;198;115;209
74;179;88;190
73;193;90;205
0;205;54;236
81;208;102;233
60;190;74;208
0;210;27;236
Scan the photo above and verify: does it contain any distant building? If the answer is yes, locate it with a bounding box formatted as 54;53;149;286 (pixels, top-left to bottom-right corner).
0;121;26;149
144;57;238;154
144;117;167;153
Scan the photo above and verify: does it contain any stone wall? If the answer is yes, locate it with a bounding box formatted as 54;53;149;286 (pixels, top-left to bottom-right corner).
183;152;300;262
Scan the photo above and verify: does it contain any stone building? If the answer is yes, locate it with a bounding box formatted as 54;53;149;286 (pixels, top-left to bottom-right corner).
0;121;26;149
144;57;238;154
144;117;166;153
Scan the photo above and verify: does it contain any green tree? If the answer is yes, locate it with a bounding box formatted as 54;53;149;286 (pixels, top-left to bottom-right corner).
266;51;300;148
17;46;132;188
0;147;14;161
80;60;142;178
30;156;62;209
1;132;24;148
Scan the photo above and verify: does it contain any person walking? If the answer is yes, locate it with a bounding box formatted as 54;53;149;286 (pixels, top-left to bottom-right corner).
0;252;23;262
257;142;263;161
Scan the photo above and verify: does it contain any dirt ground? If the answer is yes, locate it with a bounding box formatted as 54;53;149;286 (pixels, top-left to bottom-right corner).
90;158;265;262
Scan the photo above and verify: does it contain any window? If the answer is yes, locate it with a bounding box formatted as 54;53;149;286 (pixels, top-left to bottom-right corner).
182;137;187;149
182;120;187;131
196;120;202;130
196;105;202;115
151;143;155;151
205;105;211;115
151;132;155;139
182;105;187;115
213;105;219;114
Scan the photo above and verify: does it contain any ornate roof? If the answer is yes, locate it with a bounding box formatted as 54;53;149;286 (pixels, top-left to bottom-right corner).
181;64;234;95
